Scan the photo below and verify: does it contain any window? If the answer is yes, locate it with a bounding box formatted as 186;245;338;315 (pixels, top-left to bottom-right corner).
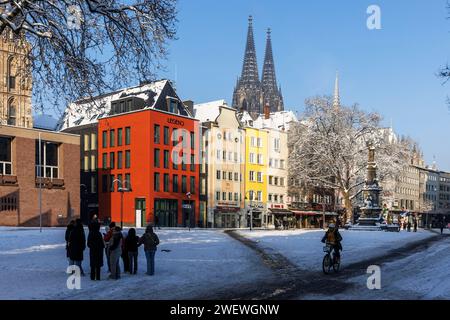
154;149;160;168
216;192;220;201
223;192;227;201
251;137;255;147
190;154;195;171
269;176;273;185
125;150;131;168
164;150;169;169
274;138;280;151
223;151;226;160
216;150;221;160
169;99;178;114
228;172;232;181
274;177;278;185
228;192;232;201
280;160;285;169
182;176;187;193
91;176;97;194
222;171;226;179
234;173;239;181
102;153;107;169
280;178;285;186
234;193;239;201
102;131;107;148
84;135;90;151
84;155;89;171
172;128;178;146
249;171;255;181
182;153;187;171
172;151;179;170
249;153;255;163
154;173;160;191
216;170;221;180
182;130;187;148
164;127;170;145
117;174;123;189
190;176;195;194
257;154;263;165
164;174;170;192
0;137;12;175
110;130;115;147
110;152;115;169
91;133;97;150
268;194;273;202
91;155;96;171
190;132;195;150
257;191;262;201
102;175;108;193
110;175;115;192
173;175;179;192
125;127;131;145
117;151;123;169
257;172;262;183
117;128;123;146
234;152;238;162
257;138;262;147
35;141;59;179
7;101;15;125
154;125;160;144
9;75;15;90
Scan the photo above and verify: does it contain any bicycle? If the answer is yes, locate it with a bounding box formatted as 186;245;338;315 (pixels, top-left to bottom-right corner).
322;243;340;274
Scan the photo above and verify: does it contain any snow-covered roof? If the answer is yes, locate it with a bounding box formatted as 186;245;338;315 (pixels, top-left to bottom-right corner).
33;114;58;131
57;80;169;131
193;99;228;123
253;110;298;131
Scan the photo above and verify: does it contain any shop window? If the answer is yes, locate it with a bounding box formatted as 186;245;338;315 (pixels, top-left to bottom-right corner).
35;141;59;179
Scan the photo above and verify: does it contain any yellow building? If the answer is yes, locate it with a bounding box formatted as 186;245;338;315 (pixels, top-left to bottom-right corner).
0;30;32;128
244;127;269;227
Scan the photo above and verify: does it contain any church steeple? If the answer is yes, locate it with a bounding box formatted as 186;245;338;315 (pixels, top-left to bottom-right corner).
261;28;284;112
333;71;340;109
239;15;260;87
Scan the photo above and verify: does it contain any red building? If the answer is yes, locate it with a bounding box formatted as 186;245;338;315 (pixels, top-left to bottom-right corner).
98;83;200;228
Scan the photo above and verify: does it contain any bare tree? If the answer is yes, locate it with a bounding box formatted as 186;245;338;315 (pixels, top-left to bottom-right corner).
0;0;177;113
288;96;412;223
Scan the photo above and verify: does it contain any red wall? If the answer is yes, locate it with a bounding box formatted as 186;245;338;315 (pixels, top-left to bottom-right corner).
98;108;200;227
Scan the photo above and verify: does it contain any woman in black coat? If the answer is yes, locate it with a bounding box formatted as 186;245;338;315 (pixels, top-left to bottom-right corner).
87;222;105;280
68;219;86;275
65;220;75;264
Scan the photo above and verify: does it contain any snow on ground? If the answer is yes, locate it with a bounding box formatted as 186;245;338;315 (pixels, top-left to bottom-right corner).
304;229;450;300
237;228;436;271
0;227;272;300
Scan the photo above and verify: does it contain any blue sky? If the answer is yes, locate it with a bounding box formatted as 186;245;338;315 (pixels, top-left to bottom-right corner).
159;0;450;170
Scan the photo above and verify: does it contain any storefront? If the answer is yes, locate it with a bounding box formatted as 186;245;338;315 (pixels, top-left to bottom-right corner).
292;211;339;229
154;199;178;227
213;206;241;228
246;202;267;228
270;208;294;229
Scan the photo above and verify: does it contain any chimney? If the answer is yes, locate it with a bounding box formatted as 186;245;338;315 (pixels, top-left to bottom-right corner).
264;104;271;119
183;100;194;115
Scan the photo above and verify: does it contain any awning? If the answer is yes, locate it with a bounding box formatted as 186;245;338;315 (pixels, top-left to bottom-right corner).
269;208;293;215
291;211;339;216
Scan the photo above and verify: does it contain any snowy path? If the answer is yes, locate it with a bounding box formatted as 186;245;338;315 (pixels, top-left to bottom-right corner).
0;228;272;300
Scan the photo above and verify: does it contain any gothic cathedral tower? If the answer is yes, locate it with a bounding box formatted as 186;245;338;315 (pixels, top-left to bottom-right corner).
232;16;283;118
0;30;32;128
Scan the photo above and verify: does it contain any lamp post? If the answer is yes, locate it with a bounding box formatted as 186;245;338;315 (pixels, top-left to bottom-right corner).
113;179;130;229
244;191;253;231
186;192;192;231
80;184;88;224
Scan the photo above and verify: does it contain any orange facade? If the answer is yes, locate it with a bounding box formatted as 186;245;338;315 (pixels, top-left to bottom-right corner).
98;108;200;227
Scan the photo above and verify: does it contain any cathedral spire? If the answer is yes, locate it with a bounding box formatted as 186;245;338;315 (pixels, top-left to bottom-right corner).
261;28;284;111
239;15;260;87
333;71;340;109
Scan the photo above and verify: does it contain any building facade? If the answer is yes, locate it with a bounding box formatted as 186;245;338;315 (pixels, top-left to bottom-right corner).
232;16;283;118
98;101;200;228
0;30;33;128
0;125;80;226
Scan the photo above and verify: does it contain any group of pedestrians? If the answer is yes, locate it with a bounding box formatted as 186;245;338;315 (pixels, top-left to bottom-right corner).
65;216;160;281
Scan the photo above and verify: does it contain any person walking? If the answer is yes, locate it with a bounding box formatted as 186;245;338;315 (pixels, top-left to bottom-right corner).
125;228;140;274
68;219;86;275
108;226;123;280
155;215;161;230
103;222;116;273
413;214;418;232
65;220;75;266
139;225;160;276
87;222;105;280
440;217;446;235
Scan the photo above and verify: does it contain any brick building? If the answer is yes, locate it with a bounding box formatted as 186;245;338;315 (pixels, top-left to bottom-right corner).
0;125;80;226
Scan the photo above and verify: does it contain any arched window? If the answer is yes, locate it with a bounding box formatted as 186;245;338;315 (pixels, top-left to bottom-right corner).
7;98;16;126
7;56;16;91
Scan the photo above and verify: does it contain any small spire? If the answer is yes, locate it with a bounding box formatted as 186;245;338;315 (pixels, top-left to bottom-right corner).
248;15;253;25
267;28;271;38
333;71;340;109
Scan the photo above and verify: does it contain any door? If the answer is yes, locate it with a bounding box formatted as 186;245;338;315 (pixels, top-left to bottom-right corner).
135;198;146;228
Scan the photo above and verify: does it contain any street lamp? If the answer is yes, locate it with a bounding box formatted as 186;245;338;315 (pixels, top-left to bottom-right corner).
113;179;130;229
244;191;253;231
186;192;192;230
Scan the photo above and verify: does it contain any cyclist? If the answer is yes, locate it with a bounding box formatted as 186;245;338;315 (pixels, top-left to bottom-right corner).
321;223;343;261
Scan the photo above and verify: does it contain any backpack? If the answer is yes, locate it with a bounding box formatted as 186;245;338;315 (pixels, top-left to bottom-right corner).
326;231;336;244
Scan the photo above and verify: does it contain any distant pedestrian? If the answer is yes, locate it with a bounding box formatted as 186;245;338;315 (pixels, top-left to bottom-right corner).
413;215;418;232
87;222;105;280
103;222;116;273
65;220;75;265
155;215;161;230
440;218;446;235
68;219;86;275
108;226;123;280
139;225;160;276
121;229;130;273
125;228;140;274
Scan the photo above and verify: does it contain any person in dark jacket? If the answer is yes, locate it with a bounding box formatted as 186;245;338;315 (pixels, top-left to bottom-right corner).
139;225;160;276
121;230;130;273
103;222;116;273
65;220;75;265
125;228;140;274
87;222;105;280
68;219;86;275
108;226;123;280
